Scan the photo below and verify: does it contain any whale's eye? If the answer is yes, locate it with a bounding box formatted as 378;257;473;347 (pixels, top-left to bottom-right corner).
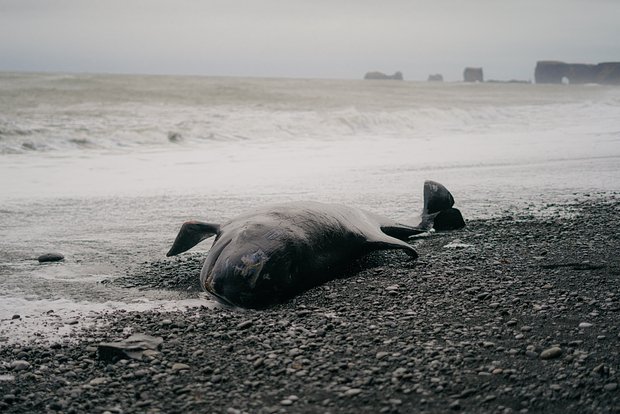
235;249;268;287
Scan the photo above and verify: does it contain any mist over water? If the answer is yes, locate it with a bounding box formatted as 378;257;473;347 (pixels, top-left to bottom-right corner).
1;73;619;340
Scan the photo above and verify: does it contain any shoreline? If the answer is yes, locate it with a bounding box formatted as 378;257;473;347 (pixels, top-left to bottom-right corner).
1;196;618;413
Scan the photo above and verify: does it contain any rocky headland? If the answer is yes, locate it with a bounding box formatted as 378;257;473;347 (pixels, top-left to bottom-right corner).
535;61;620;85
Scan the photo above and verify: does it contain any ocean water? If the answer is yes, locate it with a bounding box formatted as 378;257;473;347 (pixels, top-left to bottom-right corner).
1;72;619;341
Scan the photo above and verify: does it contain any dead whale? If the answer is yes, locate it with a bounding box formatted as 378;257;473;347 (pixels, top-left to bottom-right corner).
167;180;465;308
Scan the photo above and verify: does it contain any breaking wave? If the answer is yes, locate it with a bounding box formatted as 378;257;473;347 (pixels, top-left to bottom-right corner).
1;103;617;155
1;73;619;155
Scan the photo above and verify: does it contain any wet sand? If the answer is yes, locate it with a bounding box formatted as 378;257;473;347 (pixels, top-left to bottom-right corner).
1;196;618;413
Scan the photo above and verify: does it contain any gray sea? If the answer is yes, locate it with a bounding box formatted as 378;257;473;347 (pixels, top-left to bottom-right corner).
1;72;619;342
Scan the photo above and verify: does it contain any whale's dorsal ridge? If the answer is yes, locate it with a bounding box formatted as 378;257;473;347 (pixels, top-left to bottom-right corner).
166;221;220;257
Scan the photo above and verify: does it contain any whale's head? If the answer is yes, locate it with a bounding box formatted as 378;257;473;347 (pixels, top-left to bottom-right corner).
200;230;292;308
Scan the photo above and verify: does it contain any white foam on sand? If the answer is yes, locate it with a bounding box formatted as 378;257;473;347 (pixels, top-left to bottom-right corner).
0;296;217;345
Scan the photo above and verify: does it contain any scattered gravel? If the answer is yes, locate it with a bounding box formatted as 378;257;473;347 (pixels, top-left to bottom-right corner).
1;196;619;413
102;253;204;294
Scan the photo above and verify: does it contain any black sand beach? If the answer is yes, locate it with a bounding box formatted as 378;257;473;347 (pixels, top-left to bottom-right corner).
1;196;618;413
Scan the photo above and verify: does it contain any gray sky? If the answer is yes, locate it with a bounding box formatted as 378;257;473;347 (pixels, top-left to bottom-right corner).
1;0;619;81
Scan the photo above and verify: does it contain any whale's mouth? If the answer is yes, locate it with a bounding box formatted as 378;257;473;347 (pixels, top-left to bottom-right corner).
203;283;237;307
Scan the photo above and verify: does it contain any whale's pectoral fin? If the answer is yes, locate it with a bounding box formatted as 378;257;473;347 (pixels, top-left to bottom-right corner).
365;233;418;259
381;223;427;240
166;221;220;257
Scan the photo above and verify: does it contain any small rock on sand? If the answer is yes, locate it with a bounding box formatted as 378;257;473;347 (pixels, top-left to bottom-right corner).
171;363;191;372
10;360;31;371
97;334;164;362
540;347;562;360
37;253;64;263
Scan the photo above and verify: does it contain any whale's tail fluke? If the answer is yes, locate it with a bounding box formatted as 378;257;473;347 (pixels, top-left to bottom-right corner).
381;180;465;239
433;207;466;231
419;180;465;231
423;180;454;214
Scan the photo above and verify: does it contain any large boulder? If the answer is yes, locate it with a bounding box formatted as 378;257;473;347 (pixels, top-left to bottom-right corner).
463;67;483;82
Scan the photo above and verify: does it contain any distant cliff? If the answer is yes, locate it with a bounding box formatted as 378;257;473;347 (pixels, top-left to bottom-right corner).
364;71;403;80
535;61;620;85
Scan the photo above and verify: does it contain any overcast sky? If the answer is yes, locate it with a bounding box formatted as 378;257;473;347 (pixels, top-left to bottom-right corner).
1;0;619;81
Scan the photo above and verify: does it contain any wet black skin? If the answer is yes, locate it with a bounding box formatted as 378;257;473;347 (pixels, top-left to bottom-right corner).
166;181;465;308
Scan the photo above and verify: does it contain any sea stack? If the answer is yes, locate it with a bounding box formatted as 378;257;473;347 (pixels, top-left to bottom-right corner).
463;67;484;82
364;71;404;80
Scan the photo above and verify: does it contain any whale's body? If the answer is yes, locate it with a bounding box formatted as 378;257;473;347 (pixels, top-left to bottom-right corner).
167;181;464;308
